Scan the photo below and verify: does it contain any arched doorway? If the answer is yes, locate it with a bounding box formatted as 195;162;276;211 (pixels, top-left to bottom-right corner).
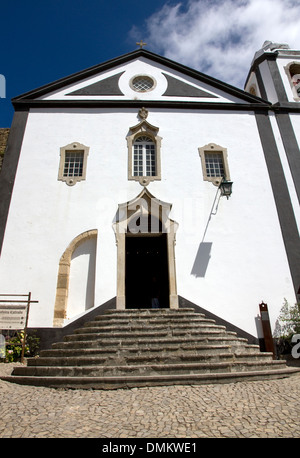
113;188;178;310
53;229;97;327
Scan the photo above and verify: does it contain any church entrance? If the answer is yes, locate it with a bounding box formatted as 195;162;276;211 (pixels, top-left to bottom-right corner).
113;188;178;310
125;234;169;309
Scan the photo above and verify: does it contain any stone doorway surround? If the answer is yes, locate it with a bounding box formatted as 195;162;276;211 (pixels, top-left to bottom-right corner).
113;188;178;310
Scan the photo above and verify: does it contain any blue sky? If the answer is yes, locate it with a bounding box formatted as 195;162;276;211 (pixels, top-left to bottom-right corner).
1;0;300;127
0;0;171;126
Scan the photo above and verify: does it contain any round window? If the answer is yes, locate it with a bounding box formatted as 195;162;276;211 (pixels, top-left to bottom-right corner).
131;75;155;92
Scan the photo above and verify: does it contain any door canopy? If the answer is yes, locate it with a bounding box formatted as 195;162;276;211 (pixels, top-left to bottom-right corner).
113;187;178;236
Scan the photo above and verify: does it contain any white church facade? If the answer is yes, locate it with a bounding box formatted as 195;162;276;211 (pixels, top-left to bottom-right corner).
0;41;299;346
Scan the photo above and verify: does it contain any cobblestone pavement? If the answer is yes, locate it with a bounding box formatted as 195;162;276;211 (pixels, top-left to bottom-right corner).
0;363;300;438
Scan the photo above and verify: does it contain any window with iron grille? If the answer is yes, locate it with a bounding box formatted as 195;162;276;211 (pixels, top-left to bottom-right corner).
131;76;155;92
133;136;156;177
63;151;84;177
198;143;230;186
58;142;89;186
204;152;225;178
127;117;161;186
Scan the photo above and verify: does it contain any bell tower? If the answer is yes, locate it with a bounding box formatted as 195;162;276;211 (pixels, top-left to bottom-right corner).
244;40;300;104
245;41;300;302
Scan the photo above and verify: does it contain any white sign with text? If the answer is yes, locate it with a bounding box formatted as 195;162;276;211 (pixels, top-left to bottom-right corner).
0;305;27;330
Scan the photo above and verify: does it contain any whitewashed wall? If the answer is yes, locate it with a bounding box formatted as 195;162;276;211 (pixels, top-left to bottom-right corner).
67;236;97;320
290;112;300;164
269;113;300;232
0;107;295;337
258;59;278;103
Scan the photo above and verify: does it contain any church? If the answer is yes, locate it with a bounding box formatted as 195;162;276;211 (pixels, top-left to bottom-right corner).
0;40;299;347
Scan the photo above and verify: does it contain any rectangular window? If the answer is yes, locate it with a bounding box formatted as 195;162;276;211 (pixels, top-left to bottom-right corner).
145;144;156;176
199;143;230;185
63;151;84;177
205;152;225;178
127;126;161;186
58;142;89;186
133;142;156;177
133;145;143;176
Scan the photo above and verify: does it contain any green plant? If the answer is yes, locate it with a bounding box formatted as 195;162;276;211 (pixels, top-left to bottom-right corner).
4;331;40;363
26;332;40;357
0;340;5;359
273;299;300;355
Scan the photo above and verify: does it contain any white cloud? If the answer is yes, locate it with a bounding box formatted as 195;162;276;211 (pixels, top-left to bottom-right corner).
131;0;300;88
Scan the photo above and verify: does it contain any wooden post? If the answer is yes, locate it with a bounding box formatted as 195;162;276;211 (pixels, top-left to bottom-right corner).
259;301;275;358
21;292;31;364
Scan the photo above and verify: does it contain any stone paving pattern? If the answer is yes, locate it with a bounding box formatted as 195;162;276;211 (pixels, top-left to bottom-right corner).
0;363;300;438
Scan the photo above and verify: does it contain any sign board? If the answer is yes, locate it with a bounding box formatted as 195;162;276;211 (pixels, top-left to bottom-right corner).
260;311;269;321
0;304;27;330
0;293;38;363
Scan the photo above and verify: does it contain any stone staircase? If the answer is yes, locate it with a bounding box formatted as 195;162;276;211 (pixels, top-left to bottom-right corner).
2;308;300;389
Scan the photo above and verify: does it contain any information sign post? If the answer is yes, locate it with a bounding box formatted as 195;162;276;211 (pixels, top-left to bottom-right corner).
0;292;38;363
259;301;275;358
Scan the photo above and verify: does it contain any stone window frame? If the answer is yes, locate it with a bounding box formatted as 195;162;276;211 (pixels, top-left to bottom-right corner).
198;142;230;186
284;61;300;101
127;119;162;186
58;141;90;186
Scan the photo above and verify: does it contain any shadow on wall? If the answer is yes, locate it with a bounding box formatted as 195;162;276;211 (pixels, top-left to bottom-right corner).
191;242;213;278
190;186;221;278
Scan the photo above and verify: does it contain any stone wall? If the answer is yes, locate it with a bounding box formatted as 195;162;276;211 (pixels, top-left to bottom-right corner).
0;128;10;171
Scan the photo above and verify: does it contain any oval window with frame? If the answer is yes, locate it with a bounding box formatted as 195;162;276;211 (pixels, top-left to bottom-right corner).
131;75;155;92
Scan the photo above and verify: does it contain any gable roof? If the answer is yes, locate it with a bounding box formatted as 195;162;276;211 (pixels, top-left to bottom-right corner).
12;48;271;111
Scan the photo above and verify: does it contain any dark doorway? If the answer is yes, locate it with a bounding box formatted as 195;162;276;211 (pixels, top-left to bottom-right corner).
125;235;169;309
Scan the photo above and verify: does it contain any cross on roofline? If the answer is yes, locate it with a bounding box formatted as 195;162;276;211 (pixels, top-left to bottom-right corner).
136;40;147;49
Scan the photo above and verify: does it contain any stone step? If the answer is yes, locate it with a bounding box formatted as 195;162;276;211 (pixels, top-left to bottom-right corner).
27;352;234;367
68;326;230;340
90;316;210;326
2;367;300;390
54;333;251;347
88;315;212;323
26;350;275;368
39;343;235;359
78;320;219;332
95;309;199;320
101;308;197;315
2;306;299;389
11;359;288;378
125;351;274;365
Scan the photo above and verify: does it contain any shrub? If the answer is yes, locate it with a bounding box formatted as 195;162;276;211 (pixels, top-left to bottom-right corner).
273;299;300;355
2;331;40;363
